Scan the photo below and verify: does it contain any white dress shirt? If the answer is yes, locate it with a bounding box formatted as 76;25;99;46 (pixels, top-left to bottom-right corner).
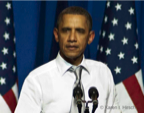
15;53;121;113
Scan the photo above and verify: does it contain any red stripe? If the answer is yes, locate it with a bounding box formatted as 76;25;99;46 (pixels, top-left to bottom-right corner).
3;89;17;113
123;74;144;113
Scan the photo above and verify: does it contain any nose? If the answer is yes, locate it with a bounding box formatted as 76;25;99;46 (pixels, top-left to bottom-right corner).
68;30;77;42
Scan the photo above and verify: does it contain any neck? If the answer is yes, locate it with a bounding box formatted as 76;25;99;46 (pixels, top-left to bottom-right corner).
60;53;83;66
67;57;83;66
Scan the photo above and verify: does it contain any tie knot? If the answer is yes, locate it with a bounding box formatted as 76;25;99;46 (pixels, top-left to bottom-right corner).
68;66;83;82
69;66;82;73
68;67;75;73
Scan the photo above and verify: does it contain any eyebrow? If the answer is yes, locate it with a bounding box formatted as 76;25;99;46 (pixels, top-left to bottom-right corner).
61;27;71;30
61;27;85;31
75;28;85;33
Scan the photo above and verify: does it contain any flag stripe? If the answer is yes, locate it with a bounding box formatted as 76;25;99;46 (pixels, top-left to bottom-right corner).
0;1;18;113
3;89;17;113
96;1;144;112
123;74;144;113
12;82;18;101
135;70;144;93
0;95;11;113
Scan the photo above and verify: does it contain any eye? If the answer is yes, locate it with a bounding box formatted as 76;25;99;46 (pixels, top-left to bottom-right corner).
76;28;85;34
61;28;71;33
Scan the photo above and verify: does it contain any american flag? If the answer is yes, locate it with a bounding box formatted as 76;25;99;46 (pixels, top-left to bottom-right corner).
0;1;18;113
96;1;144;113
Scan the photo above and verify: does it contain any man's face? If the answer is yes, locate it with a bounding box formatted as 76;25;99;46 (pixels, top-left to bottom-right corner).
54;14;94;64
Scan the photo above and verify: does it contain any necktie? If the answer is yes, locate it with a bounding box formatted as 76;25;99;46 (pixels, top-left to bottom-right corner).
69;66;85;113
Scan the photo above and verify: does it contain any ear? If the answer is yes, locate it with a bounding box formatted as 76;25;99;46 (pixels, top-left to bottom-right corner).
53;28;59;42
88;30;95;44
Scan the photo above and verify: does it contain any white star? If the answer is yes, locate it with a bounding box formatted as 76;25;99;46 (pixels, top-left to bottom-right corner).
125;22;132;30
136;28;138;34
118;52;125;60
12;66;16;73
13;51;16;58
6;2;11;10
121;37;128;45
13;37;16;43
3;32;9;40
112;18;118;26
0;62;7;70
0;77;6;85
134;42;138;49
107;1;110;8
100;46;103;52
2;47;8;55
108;33;115;41
104;16;108;23
114;66;121;74
131;56;138;64
128;7;134;15
102;31;106;38
105;48;111;55
5;17;10;25
115;3;122;11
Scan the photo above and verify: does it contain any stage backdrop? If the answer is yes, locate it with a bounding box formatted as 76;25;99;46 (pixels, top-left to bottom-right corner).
12;1;144;94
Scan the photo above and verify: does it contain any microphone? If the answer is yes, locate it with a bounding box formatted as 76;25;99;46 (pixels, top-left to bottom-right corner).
73;85;83;113
88;87;99;113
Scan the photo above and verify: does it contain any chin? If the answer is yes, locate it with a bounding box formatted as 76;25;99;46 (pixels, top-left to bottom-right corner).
65;53;82;59
60;50;83;60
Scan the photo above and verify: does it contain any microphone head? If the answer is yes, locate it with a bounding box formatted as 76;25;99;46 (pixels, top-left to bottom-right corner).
73;86;83;98
88;87;99;99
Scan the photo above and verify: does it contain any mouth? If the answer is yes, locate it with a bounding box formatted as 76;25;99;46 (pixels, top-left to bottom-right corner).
66;45;78;50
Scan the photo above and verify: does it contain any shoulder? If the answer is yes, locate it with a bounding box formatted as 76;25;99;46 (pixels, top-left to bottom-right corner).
85;59;114;87
21;59;57;94
85;59;108;69
85;59;112;78
27;59;57;79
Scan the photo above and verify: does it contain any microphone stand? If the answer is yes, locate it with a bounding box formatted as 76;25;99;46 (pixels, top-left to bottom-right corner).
74;95;98;113
92;100;98;113
76;95;82;113
84;101;89;113
73;74;99;113
73;89;98;113
73;85;83;113
83;99;98;113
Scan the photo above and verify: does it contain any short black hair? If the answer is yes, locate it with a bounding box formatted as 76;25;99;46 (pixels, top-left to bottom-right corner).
57;6;92;31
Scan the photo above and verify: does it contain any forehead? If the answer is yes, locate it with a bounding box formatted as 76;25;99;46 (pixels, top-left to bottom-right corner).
59;14;88;28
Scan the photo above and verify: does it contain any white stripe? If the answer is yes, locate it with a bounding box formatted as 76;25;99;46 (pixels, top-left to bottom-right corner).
12;82;18;101
116;82;138;113
0;94;11;113
135;69;144;93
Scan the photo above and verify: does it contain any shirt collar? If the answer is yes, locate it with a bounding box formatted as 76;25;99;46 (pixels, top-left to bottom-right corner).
55;52;90;76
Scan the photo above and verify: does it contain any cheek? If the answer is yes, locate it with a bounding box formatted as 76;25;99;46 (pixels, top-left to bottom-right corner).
79;39;88;49
59;39;66;50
